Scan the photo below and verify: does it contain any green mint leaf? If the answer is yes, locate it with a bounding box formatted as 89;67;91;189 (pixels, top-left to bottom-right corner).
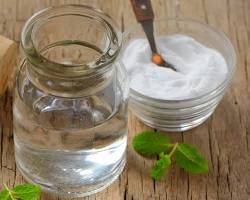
0;189;11;200
0;184;41;200
12;184;41;200
174;143;209;174
132;131;171;156
151;152;171;180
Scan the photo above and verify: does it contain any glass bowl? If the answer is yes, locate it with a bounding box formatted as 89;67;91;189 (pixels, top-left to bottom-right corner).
122;18;236;132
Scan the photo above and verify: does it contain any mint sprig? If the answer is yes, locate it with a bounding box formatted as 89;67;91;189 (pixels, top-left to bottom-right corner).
0;184;41;200
132;131;209;180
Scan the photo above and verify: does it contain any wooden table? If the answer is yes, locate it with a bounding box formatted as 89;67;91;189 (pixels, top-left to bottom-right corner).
0;0;249;199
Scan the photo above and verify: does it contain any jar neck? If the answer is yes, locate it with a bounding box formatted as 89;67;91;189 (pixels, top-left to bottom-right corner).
22;60;116;97
20;5;122;97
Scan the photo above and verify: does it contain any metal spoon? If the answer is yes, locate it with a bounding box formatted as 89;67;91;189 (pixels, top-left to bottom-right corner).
130;0;177;71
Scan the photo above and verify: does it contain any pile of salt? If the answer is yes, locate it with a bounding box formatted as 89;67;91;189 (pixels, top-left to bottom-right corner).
123;34;228;100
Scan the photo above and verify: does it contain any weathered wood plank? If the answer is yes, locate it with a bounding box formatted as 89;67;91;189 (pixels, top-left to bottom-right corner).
0;0;249;199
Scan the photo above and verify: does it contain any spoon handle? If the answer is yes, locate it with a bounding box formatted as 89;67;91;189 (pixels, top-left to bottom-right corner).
130;0;177;71
130;0;154;22
130;0;157;53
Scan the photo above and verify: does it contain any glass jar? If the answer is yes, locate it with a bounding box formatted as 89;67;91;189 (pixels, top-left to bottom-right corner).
122;18;236;132
13;5;128;197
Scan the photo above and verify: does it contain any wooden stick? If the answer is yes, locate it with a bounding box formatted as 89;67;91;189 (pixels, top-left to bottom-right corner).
0;35;18;96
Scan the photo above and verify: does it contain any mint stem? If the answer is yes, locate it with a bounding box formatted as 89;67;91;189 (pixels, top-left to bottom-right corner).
4;184;15;200
168;143;178;157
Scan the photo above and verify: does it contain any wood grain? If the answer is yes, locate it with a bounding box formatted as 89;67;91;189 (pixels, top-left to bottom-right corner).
0;35;17;95
0;0;249;199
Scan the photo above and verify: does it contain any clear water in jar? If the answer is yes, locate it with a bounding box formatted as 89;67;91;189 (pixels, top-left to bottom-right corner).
13;68;128;197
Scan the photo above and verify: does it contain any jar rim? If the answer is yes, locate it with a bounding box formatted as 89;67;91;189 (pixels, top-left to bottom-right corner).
124;18;236;104
21;4;122;77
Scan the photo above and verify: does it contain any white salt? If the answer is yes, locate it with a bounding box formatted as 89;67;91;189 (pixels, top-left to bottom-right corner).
122;34;228;100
